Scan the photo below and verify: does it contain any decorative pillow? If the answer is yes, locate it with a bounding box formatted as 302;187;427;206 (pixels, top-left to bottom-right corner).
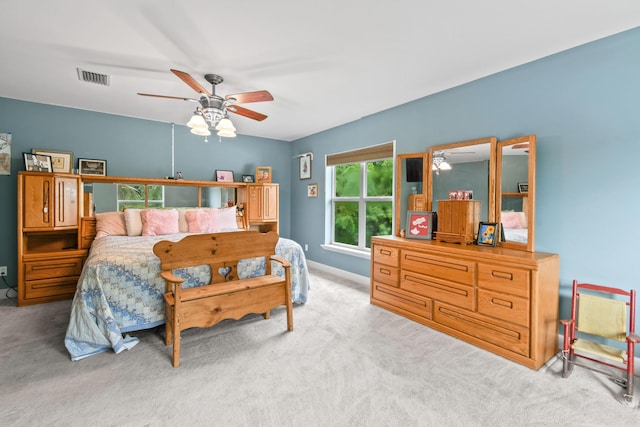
501;211;525;229
124;208;143;236
95;211;127;239
140;209;180;236
177;209;189;233
185;209;218;233
217;206;239;231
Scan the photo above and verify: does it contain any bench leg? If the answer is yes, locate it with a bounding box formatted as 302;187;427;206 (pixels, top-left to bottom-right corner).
172;329;181;368
164;304;173;346
263;310;270;319
286;300;293;331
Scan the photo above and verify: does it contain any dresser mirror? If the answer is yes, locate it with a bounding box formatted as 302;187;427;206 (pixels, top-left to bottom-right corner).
395;153;428;236
496;135;536;252
427;137;497;223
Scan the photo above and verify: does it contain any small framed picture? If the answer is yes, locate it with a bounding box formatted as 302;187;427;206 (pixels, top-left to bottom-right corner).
405;211;437;240
256;166;272;183
79;158;107;176
242;174;255;183
307;183;318;197
517;182;528;193
299;153;312;180
32;149;73;173
24;152;53;172
216;170;234;182
477;222;498;246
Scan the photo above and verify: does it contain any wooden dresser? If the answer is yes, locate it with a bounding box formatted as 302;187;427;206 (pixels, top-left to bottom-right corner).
370;235;559;370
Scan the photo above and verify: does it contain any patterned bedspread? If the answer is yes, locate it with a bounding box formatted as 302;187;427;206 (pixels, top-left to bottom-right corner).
65;233;310;361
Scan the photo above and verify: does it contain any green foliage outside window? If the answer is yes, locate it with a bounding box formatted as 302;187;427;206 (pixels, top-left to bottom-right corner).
117;184;164;210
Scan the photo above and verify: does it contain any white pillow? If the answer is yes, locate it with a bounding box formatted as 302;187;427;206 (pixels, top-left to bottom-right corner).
124;208;143;236
217;206;239;231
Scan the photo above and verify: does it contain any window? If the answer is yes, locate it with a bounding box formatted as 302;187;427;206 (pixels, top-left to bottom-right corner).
327;142;394;251
117;184;164;211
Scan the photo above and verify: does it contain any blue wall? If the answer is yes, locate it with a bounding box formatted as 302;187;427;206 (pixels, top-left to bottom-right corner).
0;100;292;289
289;26;640;319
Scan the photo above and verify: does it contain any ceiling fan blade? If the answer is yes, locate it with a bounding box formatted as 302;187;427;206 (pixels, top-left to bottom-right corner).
137;93;199;102
170;69;211;97
225;90;274;104
227;105;268;121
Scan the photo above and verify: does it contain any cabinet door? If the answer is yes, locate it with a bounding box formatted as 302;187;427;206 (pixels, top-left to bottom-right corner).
54;176;78;227
23;175;52;228
262;184;278;221
247;185;263;222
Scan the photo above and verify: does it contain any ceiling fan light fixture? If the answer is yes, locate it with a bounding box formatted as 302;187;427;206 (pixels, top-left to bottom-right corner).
187;113;208;129
190;127;211;136
439;161;451;170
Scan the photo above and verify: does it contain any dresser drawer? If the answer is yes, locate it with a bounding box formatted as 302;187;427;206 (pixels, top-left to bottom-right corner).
372;244;399;267
373;263;399;287
433;301;530;357
372;282;432;320
24;276;78;299
477;289;529;327
401;251;474;286
401;271;473;310
477;263;530;298
24;257;84;280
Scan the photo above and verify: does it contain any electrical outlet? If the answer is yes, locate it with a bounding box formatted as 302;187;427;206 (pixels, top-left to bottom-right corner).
0;266;6;276
304;244;309;251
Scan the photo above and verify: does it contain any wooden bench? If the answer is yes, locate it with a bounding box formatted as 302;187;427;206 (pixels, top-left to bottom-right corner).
153;230;293;367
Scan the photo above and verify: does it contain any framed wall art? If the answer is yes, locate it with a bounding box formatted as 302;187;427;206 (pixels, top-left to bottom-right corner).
299;153;312;180
0;132;11;175
307;183;318;197
216;170;234;182
405;211;437;240
79;158;107;176
23;152;53;172
256;166;272;183
477;222;498;246
32;149;73;173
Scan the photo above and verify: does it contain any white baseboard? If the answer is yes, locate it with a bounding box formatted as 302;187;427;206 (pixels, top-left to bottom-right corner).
306;260;369;287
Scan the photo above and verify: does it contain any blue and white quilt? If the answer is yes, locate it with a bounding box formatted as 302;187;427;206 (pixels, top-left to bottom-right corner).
65;233;309;361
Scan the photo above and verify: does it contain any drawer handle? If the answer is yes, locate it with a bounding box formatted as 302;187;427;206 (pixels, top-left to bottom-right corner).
379;268;391;276
491;297;513;309
380;249;392;256
491;271;513;280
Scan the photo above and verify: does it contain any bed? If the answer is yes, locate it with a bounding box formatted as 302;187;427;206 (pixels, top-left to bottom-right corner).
500;211;528;243
64;213;310;361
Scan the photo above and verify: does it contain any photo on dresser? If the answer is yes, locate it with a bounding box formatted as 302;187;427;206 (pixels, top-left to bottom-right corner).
405;211;436;240
477;222;498;246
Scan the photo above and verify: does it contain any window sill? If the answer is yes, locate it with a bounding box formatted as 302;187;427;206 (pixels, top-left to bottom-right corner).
320;244;371;260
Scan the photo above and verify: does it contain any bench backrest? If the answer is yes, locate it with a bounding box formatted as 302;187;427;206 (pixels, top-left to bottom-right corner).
153;230;279;283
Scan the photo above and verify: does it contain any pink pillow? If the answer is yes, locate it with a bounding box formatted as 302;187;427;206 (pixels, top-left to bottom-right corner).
185;209;218;233
501;211;524;229
95;211;127;239
140;209;180;236
217;206;239;231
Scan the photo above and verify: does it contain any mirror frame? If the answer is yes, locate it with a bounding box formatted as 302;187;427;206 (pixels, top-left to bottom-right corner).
496;134;536;252
427;136;497;221
395;152;429;237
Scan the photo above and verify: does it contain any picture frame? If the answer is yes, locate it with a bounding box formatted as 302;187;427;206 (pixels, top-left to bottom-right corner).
299;153;312;180
307;183;318;198
477;222;498;246
405;211;437;240
216;169;234;182
23;152;53;172
78;158;107;176
242;174;255;183
517;182;528;193
32;149;73;173
0;132;11;175
256;166;272;183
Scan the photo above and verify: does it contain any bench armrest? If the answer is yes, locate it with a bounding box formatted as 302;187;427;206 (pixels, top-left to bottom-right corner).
160;271;186;284
270;256;291;268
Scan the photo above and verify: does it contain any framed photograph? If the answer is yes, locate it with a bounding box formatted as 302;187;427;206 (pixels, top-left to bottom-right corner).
477;222;498;246
24;152;53;172
0;132;11;175
307;183;318;198
32;149;73;173
216;170;234;182
242;174;255;183
517;182;528;193
256;166;272;183
78;158;107;176
405;211;437;240
299;153;312;180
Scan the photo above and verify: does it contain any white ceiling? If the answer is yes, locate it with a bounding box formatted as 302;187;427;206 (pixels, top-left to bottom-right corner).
1;1;639;142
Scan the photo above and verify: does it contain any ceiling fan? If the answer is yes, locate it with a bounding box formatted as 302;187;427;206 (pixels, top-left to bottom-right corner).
138;69;274;138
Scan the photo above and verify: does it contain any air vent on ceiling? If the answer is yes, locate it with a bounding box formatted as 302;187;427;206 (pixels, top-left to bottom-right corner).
76;68;111;86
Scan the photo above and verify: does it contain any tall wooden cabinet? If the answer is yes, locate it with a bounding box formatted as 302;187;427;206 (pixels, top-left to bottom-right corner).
17;172;86;306
246;183;279;233
370;235;559;370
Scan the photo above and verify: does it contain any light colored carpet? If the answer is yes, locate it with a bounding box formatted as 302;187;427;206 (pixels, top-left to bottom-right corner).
0;267;638;426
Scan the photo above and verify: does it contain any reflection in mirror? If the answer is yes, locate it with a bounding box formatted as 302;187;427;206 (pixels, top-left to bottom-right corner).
395;153;428;236
428;137;497;224
496;135;536;252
